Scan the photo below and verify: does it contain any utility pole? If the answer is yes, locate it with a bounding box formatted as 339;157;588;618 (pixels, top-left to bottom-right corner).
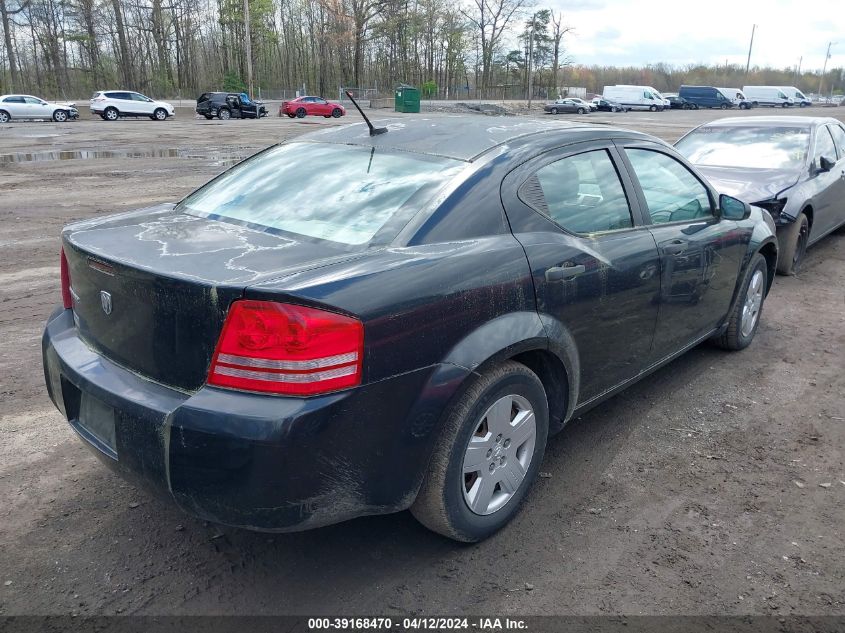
794;56;802;82
527;12;536;109
818;42;834;97
745;24;756;76
243;0;253;97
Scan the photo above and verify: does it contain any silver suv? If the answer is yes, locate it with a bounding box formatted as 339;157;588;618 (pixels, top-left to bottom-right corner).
90;91;175;121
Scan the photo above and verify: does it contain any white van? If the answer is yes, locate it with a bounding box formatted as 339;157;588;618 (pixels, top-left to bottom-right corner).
602;85;665;111
716;88;753;109
778;86;811;107
742;86;794;108
614;85;670;110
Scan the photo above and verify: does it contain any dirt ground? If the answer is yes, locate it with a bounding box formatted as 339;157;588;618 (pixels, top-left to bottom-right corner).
0;106;843;617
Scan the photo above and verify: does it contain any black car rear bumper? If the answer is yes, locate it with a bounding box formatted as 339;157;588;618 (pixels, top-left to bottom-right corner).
42;308;442;531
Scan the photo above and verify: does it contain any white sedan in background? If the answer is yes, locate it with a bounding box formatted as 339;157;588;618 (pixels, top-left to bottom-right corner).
0;95;79;122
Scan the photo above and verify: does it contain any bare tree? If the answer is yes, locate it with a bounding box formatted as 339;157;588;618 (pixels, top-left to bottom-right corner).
461;0;529;97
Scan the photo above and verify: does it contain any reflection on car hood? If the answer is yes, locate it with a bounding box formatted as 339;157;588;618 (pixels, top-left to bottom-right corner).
695;165;800;203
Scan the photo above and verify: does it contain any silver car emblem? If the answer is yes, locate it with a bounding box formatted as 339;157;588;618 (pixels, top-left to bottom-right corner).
100;291;112;315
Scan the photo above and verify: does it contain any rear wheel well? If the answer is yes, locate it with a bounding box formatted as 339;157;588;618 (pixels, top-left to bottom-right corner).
509;349;569;433
758;242;777;294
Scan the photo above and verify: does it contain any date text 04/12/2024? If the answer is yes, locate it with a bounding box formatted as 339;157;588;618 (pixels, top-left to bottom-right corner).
307;618;529;630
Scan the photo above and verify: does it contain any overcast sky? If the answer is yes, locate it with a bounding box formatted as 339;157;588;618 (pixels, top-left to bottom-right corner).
545;0;844;73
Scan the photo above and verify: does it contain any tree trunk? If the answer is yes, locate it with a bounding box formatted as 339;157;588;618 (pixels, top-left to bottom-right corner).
111;0;133;88
0;0;20;91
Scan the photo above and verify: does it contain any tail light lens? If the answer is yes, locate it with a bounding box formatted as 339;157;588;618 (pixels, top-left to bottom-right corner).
208;300;364;396
60;248;73;309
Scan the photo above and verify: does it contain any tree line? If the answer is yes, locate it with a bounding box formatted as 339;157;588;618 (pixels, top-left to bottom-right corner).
0;0;842;102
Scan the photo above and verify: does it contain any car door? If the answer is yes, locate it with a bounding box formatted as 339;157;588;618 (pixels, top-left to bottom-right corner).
808;124;845;239
2;95;27;117
502;140;661;405
130;92;154;115
312;98;330;115
24;96;49;118
826;123;845;232
107;92;131;111
617;142;749;361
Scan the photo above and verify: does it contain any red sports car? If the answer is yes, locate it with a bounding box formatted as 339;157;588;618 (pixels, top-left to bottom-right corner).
279;96;346;119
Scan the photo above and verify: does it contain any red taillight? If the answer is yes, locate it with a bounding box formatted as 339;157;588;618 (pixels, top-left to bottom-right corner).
60;248;73;309
208;300;364;396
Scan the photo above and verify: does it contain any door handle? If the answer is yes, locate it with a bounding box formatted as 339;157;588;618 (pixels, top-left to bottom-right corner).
545;264;586;282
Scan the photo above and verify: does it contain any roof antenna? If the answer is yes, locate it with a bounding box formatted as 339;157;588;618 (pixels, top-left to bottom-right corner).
345;90;388;136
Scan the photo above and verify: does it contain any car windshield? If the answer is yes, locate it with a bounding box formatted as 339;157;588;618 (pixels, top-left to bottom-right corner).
675;125;810;170
177;142;465;246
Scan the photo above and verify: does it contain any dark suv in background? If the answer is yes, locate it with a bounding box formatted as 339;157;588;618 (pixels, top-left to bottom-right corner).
196;92;267;120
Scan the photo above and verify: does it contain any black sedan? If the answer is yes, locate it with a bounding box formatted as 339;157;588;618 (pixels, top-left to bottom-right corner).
43;117;777;542
675;116;845;275
591;97;628;112
666;95;691;110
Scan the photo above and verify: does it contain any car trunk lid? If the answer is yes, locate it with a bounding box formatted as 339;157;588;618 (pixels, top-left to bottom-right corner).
63;204;360;391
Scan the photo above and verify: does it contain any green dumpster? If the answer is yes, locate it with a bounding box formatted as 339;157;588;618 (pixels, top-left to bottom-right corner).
395;85;421;113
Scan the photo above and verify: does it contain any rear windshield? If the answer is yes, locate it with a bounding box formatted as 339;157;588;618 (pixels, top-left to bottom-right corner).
197;93;211;103
675;125;810;170
177;142;465;246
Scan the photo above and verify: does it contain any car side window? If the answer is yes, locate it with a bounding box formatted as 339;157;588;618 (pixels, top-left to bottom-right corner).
625;148;713;224
4;96;24;103
24;97;43;104
814;126;838;161
829;125;845;159
520;149;634;234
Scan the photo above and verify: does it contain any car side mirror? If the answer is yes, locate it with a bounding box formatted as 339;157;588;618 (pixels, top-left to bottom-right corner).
818;156;835;173
719;194;751;221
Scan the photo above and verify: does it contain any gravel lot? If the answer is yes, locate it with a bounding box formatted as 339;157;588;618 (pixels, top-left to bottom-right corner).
0;105;843;617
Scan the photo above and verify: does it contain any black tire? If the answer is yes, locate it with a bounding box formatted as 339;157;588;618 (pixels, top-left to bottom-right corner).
0;110;9;123
153;108;167;121
777;212;810;275
649;105;657;112
295;107;307;118
203;115;214;120
331;108;343;118
720;103;728;109
577;107;585;114
550;107;558;115
52;109;68;122
782;102;789;108
693;104;700;110
103;107;119;121
287;113;296;118
218;108;231;120
713;253;768;351
410;361;549;542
